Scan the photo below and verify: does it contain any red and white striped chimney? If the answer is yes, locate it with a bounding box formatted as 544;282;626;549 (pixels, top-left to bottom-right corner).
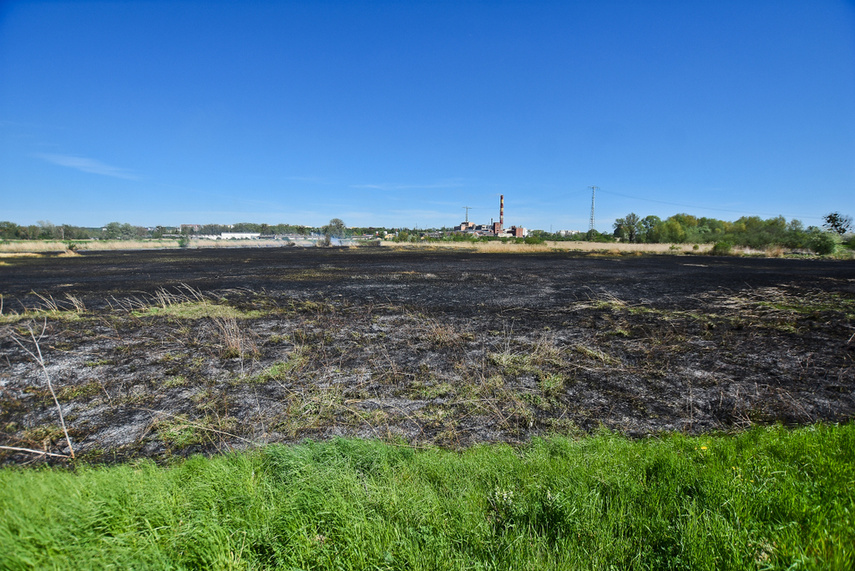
499;195;504;227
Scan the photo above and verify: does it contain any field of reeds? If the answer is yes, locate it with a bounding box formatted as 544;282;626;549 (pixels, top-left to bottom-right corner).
0;238;304;253
381;240;715;254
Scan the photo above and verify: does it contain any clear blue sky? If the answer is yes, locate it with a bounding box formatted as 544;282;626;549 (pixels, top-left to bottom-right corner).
2;0;854;231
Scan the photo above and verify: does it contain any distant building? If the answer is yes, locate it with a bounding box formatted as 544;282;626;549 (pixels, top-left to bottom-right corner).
221;232;261;240
455;195;528;238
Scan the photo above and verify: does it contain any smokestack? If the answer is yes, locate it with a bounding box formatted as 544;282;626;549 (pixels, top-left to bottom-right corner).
500;195;504;227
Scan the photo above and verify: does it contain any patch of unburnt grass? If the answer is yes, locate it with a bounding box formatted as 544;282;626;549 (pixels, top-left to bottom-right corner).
0;292;88;324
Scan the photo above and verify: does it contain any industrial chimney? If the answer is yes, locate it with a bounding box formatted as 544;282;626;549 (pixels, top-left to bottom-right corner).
500;195;504;228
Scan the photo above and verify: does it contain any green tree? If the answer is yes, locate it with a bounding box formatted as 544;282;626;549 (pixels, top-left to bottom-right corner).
823;212;853;235
638;215;661;242
319;218;347;246
670;213;698;230
809;230;838;255
613;213;641;242
0;221;20;240
325;218;346;239
37;220;62;240
103;222;123;240
656;219;687;243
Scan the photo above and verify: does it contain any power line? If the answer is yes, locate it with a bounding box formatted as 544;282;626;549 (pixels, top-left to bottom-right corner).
595;188;824;221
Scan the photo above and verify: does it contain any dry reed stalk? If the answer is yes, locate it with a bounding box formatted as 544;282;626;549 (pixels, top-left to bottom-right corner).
31;292;60;313
9;320;75;459
0;445;70;459
65;294;86;313
215;315;257;362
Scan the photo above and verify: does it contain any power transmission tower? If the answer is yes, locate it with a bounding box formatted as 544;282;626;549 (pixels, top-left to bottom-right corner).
588;186;598;232
462;206;472;223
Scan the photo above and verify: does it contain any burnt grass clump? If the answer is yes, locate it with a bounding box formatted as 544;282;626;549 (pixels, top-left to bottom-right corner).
1;248;853;464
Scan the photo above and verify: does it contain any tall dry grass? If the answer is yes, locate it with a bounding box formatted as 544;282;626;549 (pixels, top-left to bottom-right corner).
0;240;181;253
0;238;297;253
0;241;75;253
379;240;713;254
545;241;713;253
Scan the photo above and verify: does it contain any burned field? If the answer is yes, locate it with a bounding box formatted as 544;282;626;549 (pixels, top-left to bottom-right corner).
1;248;853;463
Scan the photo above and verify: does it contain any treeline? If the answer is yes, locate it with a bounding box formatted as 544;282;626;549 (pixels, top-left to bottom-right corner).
0;221;323;241
4;214;853;255
1;220;106;240
0;221;162;241
183;223;317;236
613;213;854;253
613;214;821;247
0;220;438;242
528;212;853;254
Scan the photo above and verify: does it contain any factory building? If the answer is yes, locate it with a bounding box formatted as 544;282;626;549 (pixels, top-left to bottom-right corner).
458;195;527;238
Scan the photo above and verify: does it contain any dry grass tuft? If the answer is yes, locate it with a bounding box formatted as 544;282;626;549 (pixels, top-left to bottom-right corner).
765;245;785;258
378;240;716;254
215;315;258;359
546;241;714;254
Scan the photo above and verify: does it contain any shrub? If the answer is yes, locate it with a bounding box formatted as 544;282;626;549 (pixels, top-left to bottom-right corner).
710;241;732;256
809;232;837;255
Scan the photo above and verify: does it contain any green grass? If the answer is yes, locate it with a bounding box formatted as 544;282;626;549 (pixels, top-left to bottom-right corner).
1;424;853;570
131;301;265;320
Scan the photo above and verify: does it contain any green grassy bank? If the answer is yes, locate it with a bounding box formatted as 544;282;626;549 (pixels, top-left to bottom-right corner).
1;425;853;570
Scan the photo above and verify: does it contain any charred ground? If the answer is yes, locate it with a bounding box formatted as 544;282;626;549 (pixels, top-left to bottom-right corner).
1;248;853;464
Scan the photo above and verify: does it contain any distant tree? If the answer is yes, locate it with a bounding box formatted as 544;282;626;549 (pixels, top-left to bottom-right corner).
670;213;698;229
37;220;62;240
102;222;140;240
326;218;346;238
638;215;662;242
585;229;616;243
613;213;641;242
656;219;687;243
823;212;853;235
318;218;346;246
103;222;123;240
232;222;262;233
0;221;20;240
809;229;838;255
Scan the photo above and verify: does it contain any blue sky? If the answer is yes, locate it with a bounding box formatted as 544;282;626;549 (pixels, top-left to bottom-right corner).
2;0;854;231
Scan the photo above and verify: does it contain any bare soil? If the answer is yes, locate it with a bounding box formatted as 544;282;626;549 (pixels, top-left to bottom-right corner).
1;247;854;464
